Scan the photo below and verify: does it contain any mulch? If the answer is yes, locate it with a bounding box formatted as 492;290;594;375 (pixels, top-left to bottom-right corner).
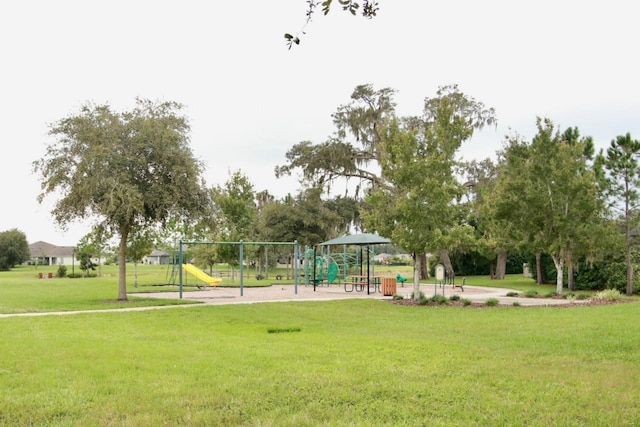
388;297;637;308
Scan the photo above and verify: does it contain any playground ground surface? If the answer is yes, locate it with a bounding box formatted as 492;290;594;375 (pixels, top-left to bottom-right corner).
129;282;590;308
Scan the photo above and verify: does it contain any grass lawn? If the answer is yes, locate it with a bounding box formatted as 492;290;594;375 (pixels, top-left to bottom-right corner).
1;267;639;425
0;265;198;314
1;300;639;425
0;264;297;314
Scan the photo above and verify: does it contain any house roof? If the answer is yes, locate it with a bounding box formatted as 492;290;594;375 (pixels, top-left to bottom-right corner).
147;250;170;257
29;241;75;258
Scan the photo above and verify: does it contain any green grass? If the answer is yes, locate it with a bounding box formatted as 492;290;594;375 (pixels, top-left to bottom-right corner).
1;267;640;425
0;265;197;314
0;300;639;425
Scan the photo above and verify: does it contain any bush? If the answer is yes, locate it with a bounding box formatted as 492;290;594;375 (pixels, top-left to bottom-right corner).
56;265;67;278
485;298;500;307
449;294;460;301
544;290;558;298
392;294;404;300
524;290;539;298
430;294;449;305
593;289;624;301
512;301;521;307
506;291;519;297
461;298;472;306
577;293;590;300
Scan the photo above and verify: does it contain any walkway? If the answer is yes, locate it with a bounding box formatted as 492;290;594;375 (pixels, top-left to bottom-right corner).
0;283;584;319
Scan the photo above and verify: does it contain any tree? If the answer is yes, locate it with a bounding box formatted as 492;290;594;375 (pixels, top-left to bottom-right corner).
0;228;30;270
276;84;396;193
75;241;98;277
363;86;495;300
211;170;257;278
257;188;342;246
601;133;640;295
285;0;380;48
127;228;156;288
464;158;514;279
492;119;604;295
33;99;209;300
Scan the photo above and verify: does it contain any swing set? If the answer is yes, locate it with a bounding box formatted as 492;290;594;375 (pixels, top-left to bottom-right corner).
176;239;300;298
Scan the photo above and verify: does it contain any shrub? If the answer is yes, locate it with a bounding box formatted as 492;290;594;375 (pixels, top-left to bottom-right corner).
577;293;590;300
544;290;558;298
430;294;449;305
512;301;521;307
524;290;539;298
461;298;472;306
449;294;460;301
506;291;519;297
392;294;404;300
593;289;624;301
485;298;499;307
56;265;67;278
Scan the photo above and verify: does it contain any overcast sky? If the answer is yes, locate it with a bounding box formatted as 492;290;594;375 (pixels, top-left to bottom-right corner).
2;0;638;246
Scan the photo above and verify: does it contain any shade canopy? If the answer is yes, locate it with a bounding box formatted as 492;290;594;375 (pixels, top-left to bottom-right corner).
317;233;390;246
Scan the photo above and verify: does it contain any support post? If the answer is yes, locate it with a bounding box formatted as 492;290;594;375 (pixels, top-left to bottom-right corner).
178;240;183;299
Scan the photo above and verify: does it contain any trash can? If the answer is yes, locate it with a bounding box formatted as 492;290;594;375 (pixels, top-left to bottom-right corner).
381;277;397;296
48;272;53;279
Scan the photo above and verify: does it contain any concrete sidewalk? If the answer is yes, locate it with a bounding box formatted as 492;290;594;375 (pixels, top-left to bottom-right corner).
0;283;584;319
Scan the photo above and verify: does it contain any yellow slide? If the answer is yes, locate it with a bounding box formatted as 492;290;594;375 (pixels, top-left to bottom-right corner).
181;264;222;286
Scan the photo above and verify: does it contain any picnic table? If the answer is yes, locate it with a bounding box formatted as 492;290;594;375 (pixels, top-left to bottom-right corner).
344;275;381;294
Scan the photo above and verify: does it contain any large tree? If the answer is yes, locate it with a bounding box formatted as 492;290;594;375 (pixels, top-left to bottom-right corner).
211;170;257;276
601;133;640;295
33;99;209;300
0;228;30;270
363;86;495;299
276;84;396;193
492;119;603;294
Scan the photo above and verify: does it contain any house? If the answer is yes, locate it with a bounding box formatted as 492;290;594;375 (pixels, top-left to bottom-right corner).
143;250;172;265
373;253;391;265
28;241;75;266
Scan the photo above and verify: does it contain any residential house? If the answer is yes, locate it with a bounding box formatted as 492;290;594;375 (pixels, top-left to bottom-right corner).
143;250;172;265
28;241;75;266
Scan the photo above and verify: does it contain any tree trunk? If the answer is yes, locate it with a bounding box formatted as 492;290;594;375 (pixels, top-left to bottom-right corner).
536;253;543;285
551;253;564;296
439;250;454;276
419;253;429;279
495;250;507;280
625;205;634;295
566;250;574;292
489;263;495;279
134;262;139;288
117;229;129;301
412;253;422;301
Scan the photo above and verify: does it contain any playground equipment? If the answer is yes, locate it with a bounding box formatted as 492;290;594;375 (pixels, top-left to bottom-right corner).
177;240;300;298
396;273;408;286
181;263;222;287
314;233;391;295
304;243;381;287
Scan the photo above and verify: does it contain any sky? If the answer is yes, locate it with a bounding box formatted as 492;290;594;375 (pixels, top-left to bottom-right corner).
2;0;638;246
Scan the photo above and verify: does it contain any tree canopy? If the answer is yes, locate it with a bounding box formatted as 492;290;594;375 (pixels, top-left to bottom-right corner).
0;228;30;270
33;99;209;300
285;0;380;48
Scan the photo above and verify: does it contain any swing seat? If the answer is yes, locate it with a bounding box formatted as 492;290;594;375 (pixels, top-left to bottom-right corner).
396;274;408;285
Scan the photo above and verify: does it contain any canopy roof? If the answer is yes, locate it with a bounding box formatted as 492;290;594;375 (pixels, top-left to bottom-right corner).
317;233;390;246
